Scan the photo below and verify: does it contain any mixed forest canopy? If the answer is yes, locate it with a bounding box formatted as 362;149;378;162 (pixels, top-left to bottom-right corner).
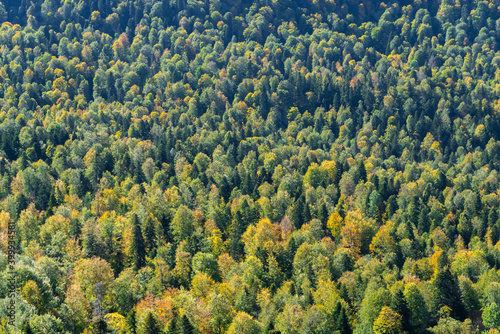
1;0;500;332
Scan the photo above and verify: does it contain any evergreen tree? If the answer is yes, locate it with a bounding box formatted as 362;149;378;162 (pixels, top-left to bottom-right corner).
180;315;195;334
417;205;430;234
432;266;466;321
318;202;328;226
355;159;367;182
143;311;162;334
337;305;350;334
235;286;258;317
230;211;245;259
92;318;108;334
126;308;137;334
166;312;178;334
130;213;146;271
44;187;56;220
291;195;305;230
143;216;157;255
303;201;311;225
391;289;411;332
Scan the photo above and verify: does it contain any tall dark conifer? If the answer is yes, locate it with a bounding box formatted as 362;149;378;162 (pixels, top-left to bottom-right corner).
130;213;146;271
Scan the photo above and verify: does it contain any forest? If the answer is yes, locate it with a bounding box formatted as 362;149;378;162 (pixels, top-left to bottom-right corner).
0;0;500;332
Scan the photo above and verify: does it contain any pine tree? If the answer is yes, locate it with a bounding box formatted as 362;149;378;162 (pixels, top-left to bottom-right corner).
130;213;146;271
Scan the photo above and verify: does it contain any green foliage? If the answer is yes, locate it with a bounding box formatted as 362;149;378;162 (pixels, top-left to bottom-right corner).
130;213;146;271
483;302;500;330
0;0;498;333
142;311;162;334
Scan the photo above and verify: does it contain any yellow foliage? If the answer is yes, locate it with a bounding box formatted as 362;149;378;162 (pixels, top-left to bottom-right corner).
191;272;216;299
73;257;114;300
327;211;343;238
341;218;362;258
370;223;396;257
340;210;375;258
242;218;280;256
104;313;127;334
209;228;224;257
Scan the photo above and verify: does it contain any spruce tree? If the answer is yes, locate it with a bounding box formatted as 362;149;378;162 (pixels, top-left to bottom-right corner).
391;288;411;332
166;312;178;334
126;309;137;334
355;158;367;182
130;213;146;271
143;311;162;334
291;195;305;229
337;305;350;334
432;254;466;321
143;216;157;255
303;201;311;225
318;202;328;225
230;211;245;259
180;315;195;334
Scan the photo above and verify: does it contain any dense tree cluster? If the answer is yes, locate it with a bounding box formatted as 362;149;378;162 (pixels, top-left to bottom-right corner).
0;0;500;333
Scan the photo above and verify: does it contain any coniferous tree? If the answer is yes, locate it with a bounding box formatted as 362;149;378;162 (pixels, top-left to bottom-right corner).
180;315;195;334
391;288;411;332
291;195;305;230
166;312;178;334
432;253;466;321
318;202;328;226
143;216;156;255
126;309;137;334
130;213;146;271
92;318;108;334
337;305;350;334
355;159;367;182
230;211;245;259
143;312;162;334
